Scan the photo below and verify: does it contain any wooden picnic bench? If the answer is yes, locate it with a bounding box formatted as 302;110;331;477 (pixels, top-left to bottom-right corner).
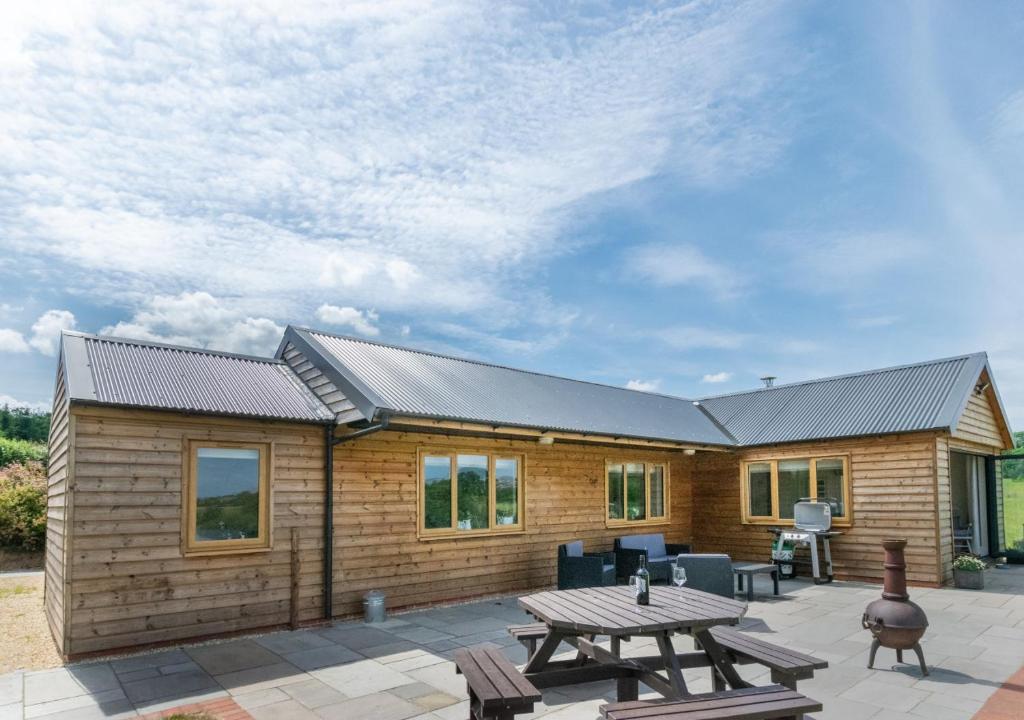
506;622;548;657
700;626;828;691
600;684;822;720
454;643;542;720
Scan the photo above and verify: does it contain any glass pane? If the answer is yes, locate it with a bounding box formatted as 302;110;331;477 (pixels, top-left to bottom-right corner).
423;456;452;529
626;463;646;521
747;462;772;517
649;465;665;517
816;458;845;517
457;454;489;530
495;458;519;526
607;464;624;520
1002;457;1024;558
778;460;810;519
195;447;260;542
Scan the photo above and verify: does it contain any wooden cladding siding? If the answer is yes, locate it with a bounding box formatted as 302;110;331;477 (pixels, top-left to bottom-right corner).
330;430;696;617
280;341;362;423
45;358;72;655
62;407;326;657
952;374;1010;449
692;433;945;585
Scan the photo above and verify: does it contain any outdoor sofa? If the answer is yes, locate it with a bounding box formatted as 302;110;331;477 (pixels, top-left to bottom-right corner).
557;541;617;589
613;533;690;584
675;553;734;598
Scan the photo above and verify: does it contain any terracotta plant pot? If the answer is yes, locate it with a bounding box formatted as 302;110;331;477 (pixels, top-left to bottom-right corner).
953;567;985;590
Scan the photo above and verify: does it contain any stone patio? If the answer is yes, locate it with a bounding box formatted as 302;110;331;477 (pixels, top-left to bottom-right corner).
1;566;1022;720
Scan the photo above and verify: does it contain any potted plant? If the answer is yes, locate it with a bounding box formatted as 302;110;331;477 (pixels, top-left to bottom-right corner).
952;554;986;589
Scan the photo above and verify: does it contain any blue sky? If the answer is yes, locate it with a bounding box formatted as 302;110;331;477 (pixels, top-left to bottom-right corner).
1;1;1023;428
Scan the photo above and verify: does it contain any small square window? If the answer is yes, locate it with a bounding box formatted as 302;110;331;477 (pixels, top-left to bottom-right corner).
185;441;270;554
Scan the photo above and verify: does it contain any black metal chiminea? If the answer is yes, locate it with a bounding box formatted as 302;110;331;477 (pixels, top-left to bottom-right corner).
861;538;929;676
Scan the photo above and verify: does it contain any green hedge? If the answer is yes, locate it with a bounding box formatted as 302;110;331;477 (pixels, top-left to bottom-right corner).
0;436;47;467
0;462;47;551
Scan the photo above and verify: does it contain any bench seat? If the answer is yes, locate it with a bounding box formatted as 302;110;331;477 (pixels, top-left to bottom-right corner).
454;643;542;720
507;623;548;656
704;627;827;690
601;684;822;720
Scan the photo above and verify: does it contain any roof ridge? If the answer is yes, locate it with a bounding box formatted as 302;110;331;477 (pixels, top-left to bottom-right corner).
698;351;988;402
296;325;700;404
64;330;286;365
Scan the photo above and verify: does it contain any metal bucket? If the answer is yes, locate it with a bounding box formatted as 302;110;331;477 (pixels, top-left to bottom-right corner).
363;591;386;623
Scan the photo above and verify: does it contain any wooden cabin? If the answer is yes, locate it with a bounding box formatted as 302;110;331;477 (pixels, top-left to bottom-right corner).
45;328;1014;659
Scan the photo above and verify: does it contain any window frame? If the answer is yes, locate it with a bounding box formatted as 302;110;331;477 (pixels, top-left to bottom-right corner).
182;439;273;557
416;447;527;539
739;455;852;526
604;460;671;528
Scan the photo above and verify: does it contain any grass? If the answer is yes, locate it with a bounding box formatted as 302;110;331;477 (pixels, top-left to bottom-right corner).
1004;476;1024;549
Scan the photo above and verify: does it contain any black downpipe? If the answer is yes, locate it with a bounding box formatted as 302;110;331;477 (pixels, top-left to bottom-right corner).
322;416;390;621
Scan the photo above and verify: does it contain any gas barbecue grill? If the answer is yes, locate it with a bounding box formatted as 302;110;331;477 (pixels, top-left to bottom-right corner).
770;499;841;584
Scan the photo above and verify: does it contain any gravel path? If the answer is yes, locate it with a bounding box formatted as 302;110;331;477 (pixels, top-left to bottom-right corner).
0;571;61;673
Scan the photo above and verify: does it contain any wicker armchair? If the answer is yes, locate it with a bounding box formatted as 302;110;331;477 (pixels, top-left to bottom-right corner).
557;541;616;589
613;534;691;584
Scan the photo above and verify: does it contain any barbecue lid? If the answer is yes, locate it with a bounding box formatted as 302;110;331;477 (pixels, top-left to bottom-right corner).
794;501;832;532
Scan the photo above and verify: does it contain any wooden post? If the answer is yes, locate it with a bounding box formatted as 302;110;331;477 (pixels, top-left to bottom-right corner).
290;527;301;630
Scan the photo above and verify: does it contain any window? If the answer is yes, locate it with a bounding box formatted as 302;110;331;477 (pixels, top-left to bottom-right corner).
184;441;271;554
740;456;850;525
418;450;525;537
606;462;669;526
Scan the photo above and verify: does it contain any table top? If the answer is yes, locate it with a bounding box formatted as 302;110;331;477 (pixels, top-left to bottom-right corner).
518;585;747;636
731;562;777;573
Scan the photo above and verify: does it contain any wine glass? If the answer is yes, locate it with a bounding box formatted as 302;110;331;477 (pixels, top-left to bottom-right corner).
672;565;687;598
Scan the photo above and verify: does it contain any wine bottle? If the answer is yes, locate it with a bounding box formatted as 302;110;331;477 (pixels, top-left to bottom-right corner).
635;554;650;606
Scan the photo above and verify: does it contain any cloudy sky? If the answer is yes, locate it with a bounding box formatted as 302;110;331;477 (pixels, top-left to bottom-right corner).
1;1;1023;427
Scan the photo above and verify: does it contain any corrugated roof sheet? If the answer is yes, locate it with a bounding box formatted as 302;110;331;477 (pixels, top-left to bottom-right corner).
62;332;334;423
292;328;736;446
698;353;989;446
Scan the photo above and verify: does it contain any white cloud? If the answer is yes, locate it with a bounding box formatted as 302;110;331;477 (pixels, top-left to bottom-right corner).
655;326;749;350
315;304;380;337
0;394;51;413
625;379;660;392
628;243;739;299
780;232;922;292
29;310;76;355
0;0;797;335
101;292;283;356
853;315;899;329
0;329;30;353
702;371;732;383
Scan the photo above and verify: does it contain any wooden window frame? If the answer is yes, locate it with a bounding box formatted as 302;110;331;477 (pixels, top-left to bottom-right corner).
739;455;852;527
416;448;527;540
182;439;273;557
604;460;671;528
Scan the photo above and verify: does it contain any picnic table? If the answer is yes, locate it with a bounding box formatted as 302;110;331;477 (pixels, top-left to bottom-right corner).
516;585;751;701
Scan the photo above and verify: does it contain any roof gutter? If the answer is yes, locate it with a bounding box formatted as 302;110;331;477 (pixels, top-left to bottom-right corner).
322;415;390;620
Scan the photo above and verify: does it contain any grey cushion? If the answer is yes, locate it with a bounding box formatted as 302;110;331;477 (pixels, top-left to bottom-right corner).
562;541;583;557
618;534;667;559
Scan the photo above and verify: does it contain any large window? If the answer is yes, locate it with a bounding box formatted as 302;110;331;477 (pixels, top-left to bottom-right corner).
419;450;525;537
184;440;271;555
741;456;850;525
606;462;669;526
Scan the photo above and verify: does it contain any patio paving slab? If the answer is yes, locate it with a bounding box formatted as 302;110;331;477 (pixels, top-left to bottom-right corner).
314;692;423;720
186;640;284;676
248;698;320;719
311;658;412;698
282;643;362;671
280;677;348;709
120;666;219;705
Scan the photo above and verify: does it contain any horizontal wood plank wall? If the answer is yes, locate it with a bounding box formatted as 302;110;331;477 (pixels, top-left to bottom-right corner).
331;430;696;617
692;433;943;585
935;436;953;583
65;407;326;656
45;359;71;656
952;376;1008;449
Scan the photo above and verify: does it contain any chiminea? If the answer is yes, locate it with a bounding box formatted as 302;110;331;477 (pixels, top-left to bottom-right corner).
861;538;929;675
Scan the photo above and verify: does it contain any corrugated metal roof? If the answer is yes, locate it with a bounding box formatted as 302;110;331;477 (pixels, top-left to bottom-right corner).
697;353;990;446
62;331;334;423
289;327;736;446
